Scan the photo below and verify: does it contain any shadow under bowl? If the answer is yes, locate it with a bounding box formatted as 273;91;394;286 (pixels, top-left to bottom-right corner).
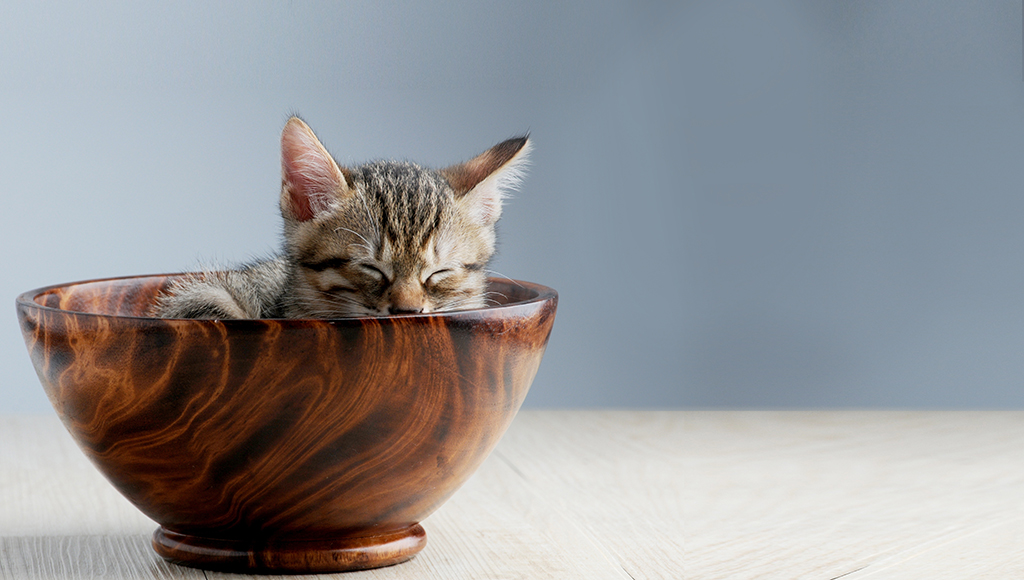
16;274;557;574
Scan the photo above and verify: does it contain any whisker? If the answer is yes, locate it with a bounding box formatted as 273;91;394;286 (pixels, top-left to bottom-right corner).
282;290;381;318
439;294;500;311
357;195;381;243
333;226;375;255
485;269;525;288
346;242;374;254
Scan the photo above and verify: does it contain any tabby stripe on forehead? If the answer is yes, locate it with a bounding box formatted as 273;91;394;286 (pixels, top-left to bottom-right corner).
372;171;398;243
374;186;397;243
417;197;443;250
301;257;350;271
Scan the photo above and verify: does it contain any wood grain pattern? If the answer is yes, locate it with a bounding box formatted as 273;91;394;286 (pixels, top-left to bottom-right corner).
6;412;1024;578
490;411;684;578
682;411;1024;579
14;274;557;574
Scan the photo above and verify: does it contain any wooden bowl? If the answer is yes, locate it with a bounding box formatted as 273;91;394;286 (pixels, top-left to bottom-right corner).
16;274;556;574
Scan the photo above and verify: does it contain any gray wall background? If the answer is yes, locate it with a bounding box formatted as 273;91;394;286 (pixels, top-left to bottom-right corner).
3;2;1023;413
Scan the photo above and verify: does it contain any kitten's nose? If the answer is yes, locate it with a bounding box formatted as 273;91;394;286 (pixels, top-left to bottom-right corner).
388;284;426;315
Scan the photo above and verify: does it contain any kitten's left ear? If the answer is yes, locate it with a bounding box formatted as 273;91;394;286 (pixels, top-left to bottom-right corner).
280;117;352;222
441;135;531;226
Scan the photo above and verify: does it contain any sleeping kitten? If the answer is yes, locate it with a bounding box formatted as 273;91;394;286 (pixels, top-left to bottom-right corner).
151;117;530;319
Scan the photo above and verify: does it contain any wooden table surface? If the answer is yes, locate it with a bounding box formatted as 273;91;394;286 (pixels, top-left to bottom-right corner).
3;410;1024;579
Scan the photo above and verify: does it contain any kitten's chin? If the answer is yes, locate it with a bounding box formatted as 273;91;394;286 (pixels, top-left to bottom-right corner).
283;297;378;319
335;304;384;318
434;299;486;313
290;294;489;318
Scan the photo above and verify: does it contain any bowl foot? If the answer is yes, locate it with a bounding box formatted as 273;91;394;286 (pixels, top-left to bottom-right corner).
152;524;426;574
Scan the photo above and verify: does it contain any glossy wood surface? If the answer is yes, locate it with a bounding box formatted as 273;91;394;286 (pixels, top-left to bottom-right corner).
15;275;556;574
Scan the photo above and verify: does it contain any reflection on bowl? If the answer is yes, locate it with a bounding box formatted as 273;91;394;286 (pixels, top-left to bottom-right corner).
16;274;556;573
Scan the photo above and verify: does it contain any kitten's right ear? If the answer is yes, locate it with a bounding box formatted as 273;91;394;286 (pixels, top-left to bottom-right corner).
442;135;531;226
280;117;351;222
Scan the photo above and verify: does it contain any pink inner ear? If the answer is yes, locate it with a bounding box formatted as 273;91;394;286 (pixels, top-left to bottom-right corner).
283;157;332;221
285;185;318;222
281;121;342;222
467;180;503;225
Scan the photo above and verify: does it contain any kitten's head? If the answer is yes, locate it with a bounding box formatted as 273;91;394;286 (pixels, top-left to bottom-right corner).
278;117;530;317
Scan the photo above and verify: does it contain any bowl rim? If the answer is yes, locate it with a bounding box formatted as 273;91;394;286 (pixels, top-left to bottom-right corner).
16;272;558;325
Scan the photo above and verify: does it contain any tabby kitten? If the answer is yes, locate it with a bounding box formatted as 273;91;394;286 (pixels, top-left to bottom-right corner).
151;117;530;319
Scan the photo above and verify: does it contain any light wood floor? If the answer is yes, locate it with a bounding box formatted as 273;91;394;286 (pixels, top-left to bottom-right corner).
4;410;1024;579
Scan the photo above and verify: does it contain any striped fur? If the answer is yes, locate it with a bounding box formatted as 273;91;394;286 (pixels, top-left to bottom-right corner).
151;117;529;319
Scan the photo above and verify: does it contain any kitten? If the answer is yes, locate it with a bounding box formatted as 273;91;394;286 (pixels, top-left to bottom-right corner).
151;117;530;319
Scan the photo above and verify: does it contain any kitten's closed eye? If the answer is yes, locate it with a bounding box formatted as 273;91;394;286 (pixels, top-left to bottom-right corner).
357;263;390;283
425;269;454;285
302;257;351;272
